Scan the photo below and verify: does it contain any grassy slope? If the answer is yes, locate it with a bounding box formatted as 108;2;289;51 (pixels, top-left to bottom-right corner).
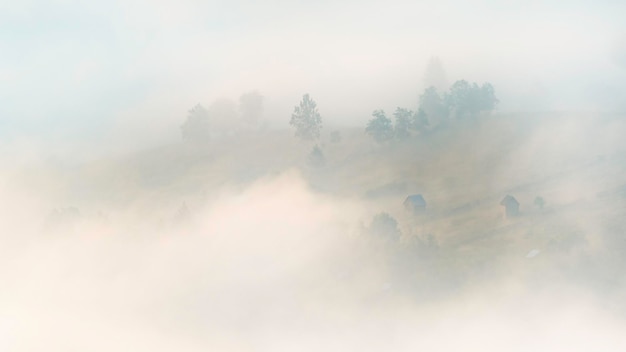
19;113;626;292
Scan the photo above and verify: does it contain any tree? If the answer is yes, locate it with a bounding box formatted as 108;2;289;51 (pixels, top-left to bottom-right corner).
365;110;394;143
419;86;447;124
368;212;401;242
411;108;429;132
290;94;322;141
444;80;498;118
479;83;499;111
181;104;210;143
393;108;412;139
239;91;264;128
444;80;472;118
330;130;342;143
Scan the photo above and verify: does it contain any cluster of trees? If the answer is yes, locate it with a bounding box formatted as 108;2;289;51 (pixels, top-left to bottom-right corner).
181;91;264;143
366;80;499;143
440;80;498;119
180;74;498;168
365;108;428;143
286;79;498;161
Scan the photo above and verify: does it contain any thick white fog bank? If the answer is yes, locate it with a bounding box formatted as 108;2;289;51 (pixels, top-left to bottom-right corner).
1;171;625;351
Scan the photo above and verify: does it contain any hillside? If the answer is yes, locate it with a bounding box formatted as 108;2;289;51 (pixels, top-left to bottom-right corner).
9;112;626;300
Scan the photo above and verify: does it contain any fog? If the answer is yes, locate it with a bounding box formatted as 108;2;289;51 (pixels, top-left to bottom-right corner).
2;0;626;152
3;167;626;351
3;0;626;351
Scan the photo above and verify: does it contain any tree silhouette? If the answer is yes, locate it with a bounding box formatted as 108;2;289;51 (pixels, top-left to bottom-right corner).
365;110;394;143
181;104;210;143
290;94;322;141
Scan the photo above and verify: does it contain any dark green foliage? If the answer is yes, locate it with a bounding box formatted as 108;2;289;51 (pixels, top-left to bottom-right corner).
290;94;322;141
181;104;210;143
365;110;394;143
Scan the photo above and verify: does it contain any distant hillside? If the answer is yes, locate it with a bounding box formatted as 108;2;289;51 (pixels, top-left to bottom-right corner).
14;112;626;292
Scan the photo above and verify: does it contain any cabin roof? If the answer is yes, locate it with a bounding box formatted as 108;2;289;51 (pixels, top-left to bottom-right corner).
500;195;519;206
404;194;426;206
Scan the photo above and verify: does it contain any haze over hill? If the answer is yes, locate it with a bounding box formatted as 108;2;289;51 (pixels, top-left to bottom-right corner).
3;107;626;350
2;0;626;351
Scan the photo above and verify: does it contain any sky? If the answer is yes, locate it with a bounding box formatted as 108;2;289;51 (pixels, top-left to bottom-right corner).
1;0;626;154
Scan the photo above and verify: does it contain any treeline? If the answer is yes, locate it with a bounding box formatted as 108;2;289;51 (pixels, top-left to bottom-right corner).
179;79;498;155
180;91;265;143
365;80;498;143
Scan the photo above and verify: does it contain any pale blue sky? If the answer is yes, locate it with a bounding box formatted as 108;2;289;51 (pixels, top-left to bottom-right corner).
1;0;625;153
